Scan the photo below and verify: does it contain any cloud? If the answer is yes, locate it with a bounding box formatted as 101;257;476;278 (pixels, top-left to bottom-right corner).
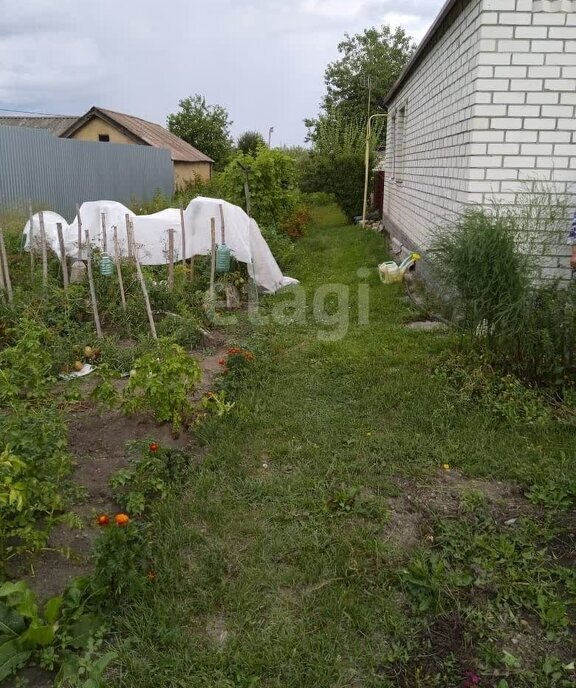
0;0;446;142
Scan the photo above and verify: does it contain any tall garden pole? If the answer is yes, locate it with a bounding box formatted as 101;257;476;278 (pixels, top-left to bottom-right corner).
38;211;49;286
76;204;83;260
125;213;133;259
56;222;69;289
361;113;387;228
0;225;12;302
209;218;216;301
113;226;126;311
28;201;35;277
101;212;108;253
84;228;103;339
167;227;175;291
129;219;157;340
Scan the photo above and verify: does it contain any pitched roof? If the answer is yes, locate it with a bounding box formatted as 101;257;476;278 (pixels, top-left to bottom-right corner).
0;115;78;136
383;0;464;106
60;107;213;164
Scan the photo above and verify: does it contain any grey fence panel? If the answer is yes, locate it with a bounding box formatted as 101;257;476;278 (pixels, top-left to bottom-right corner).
0;126;173;221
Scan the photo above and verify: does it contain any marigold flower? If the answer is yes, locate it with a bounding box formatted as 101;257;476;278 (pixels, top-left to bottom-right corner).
149;442;159;453
97;514;110;526
243;351;255;361
228;347;240;355
442;463;451;471
218;358;226;366
115;513;130;527
147;570;157;581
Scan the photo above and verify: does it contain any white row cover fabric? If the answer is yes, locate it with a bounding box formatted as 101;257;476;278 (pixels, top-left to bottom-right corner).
22;198;298;293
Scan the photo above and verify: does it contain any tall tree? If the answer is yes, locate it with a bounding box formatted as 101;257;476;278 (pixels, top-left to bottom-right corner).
323;25;415;118
306;25;415;140
237;131;266;156
167;95;234;169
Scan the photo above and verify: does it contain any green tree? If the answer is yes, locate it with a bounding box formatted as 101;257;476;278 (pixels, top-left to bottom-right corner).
237;131;266;156
167;95;234;169
300;112;383;221
219;148;299;227
306;25;415;141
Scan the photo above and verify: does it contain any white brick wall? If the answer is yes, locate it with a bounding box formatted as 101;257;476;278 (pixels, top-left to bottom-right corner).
383;0;576;278
383;0;483;249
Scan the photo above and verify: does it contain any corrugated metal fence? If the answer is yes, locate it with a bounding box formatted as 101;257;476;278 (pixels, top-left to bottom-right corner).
0;125;173;221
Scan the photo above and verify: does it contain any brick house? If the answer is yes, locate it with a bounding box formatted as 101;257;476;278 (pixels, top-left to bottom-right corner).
382;0;576;279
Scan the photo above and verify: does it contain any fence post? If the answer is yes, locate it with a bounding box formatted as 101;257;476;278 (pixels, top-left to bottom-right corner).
113;225;127;311
84;228;103;339
0;225;12;302
167;227;175;291
39;211;48;286
129;219;157;340
56;222;69;289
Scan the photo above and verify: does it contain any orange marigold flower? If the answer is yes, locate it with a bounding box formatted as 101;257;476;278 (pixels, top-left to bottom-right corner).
243;351;255;361
228;347;240;355
149;442;159;453
218;358;226;366
115;513;130;527
147;570;157;581
97;514;110;526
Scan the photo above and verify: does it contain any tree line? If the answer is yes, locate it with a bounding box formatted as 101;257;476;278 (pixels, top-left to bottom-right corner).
166;23;415;220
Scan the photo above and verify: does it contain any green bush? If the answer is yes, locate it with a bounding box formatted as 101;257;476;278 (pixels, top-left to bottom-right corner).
259;225;295;270
429;208;576;393
219;148;299;227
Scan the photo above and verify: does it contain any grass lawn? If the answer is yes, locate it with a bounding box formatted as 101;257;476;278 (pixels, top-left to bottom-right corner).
110;206;575;687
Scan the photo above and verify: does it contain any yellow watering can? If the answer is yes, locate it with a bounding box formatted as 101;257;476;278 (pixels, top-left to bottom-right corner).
378;253;422;284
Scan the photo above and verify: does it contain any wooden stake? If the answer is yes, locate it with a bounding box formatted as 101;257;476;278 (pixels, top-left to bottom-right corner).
38;211;48;286
125;214;133;259
209;218;216;300
0;225;12;302
167;227;175;291
56;223;69;289
0;241;5;293
179;206;186;265
101;212;108;253
76;204;83;260
113;226;126;311
84;228;102;339
130;219;157;339
28;201;35;277
219;203;226;244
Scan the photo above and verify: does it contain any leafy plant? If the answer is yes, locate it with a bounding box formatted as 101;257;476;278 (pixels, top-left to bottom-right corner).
216;347;256;396
0;407;72;570
429;202;576;393
167;94;234;170
110;441;192;515
219;148;300;227
198;391;235;419
0;318;54;405
121;343;202;431
0;577;114;687
91;517;149;602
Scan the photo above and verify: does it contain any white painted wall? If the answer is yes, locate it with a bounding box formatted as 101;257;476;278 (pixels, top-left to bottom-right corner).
383;0;576;278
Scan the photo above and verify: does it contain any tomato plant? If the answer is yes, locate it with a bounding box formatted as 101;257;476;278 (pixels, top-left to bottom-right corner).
121;343;202;431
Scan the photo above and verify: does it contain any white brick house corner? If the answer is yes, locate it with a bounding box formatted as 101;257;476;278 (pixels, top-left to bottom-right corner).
382;0;576;279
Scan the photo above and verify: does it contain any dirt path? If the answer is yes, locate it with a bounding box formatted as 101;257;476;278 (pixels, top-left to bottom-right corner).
10;338;228;687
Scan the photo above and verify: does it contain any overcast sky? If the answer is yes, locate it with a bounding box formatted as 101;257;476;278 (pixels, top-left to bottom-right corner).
0;0;446;146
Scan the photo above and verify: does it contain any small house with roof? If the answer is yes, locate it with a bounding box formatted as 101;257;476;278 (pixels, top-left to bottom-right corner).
60;107;213;189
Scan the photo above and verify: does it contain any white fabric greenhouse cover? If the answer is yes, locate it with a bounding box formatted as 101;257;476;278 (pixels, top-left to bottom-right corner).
22;197;298;294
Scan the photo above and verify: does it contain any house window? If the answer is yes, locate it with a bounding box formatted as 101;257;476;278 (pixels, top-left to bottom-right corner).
396;105;407;183
98;134;110;142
